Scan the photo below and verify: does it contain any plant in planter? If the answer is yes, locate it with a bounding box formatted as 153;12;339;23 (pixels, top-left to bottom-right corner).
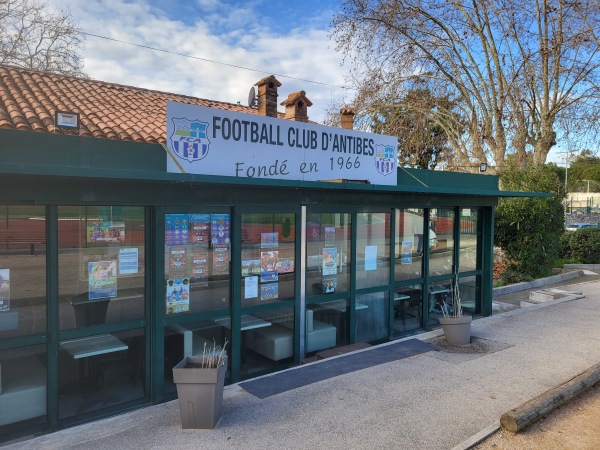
172;340;228;429
438;274;472;345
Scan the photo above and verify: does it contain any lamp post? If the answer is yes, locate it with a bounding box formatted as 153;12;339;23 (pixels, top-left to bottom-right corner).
583;179;591;194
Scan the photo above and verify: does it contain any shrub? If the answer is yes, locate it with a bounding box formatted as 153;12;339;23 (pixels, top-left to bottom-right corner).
565;228;600;264
495;162;565;282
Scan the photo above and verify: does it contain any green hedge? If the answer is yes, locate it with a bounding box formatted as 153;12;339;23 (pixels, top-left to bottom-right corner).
561;228;600;264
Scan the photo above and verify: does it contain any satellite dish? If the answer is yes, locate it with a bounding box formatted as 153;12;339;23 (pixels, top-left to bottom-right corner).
248;86;257;108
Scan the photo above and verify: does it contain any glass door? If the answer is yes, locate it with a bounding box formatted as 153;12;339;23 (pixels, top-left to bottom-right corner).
355;212;391;343
239;211;296;377
57;206;147;422
162;210;232;393
305;212;352;353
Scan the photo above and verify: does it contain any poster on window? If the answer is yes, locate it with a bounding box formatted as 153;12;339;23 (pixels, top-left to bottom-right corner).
189;214;211;244
190;245;209;283
260;232;278;248
260;251;279;282
324;226;336;246
166;278;190;314
277;256;295;274
322;247;337;276
169;246;188;278
242;259;261;277
212;244;230;275
165;214;189;245
210;214;230;245
261;283;278;301
0;269;10;311
88;260;117;300
322;278;337;294
365;245;378;271
245;276;258;299
87;221;125;244
401;241;413;265
119;247;139;275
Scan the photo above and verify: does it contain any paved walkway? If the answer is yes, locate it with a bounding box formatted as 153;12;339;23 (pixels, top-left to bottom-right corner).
6;275;600;450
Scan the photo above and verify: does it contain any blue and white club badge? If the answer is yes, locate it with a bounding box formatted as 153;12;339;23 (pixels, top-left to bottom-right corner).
375;144;397;176
170;118;211;163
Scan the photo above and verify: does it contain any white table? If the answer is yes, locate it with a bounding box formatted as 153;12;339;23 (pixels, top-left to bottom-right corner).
213;315;271;331
62;334;128;359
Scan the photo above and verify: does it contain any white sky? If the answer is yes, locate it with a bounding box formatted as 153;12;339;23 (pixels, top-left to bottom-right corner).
48;0;353;124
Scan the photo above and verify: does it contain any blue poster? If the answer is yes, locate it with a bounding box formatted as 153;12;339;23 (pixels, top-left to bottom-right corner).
211;214;231;245
88;261;117;300
165;214;189;246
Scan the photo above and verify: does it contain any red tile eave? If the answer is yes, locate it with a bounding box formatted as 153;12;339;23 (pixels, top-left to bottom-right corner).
0;64;293;146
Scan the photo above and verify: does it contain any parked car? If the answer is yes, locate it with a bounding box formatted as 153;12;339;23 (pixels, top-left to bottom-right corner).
565;223;598;231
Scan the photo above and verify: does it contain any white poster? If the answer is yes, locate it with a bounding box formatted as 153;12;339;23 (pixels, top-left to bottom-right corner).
245;276;258;299
166;102;398;185
365;245;378;271
119;247;139;275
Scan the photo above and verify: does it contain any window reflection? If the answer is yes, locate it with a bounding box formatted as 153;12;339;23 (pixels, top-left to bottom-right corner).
58;206;145;330
0;205;46;339
395;209;424;281
306;213;351;294
393;285;423;335
459;209;479;272
241;213;295;306
356;212;390;289
429;208;455;276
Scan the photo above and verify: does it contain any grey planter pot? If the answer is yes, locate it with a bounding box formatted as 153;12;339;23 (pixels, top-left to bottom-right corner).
439;316;472;345
173;356;227;429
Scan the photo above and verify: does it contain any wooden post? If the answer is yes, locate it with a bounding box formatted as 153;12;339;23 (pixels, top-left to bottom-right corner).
500;362;600;433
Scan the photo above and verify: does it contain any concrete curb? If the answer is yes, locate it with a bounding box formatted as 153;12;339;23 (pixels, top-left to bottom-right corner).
452;421;500;450
492;270;583;297
564;264;600;270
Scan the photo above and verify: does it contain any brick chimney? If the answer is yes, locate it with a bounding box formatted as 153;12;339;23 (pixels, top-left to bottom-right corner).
340;107;355;130
255;75;281;118
281;91;312;122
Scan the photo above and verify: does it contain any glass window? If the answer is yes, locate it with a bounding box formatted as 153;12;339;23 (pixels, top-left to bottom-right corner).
58;329;145;419
306;213;351;295
459;208;479;272
427;279;453;327
58;206;145;329
244;306;295;375
355;292;389;343
393;284;423;335
429;208;455;276
165;213;230;315
241;213;295;306
308;299;349;349
0;205;46;339
356;212;390;289
395;209;424;281
459;275;479;315
0;345;47;428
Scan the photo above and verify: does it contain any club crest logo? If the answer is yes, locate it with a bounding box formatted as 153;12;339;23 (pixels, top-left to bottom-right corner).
169;118;210;163
374;144;397;176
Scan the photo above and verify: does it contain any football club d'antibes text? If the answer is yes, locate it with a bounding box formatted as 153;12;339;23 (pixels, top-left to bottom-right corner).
211;115;375;178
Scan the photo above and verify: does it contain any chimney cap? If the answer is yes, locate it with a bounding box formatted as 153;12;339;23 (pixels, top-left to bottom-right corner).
255;75;282;88
340;107;356;115
280;90;313;107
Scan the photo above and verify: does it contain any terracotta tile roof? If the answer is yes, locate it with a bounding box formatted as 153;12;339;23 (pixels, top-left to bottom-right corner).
0;64;282;145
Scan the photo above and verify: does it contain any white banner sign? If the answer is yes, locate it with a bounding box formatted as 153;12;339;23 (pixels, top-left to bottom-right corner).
165;102;398;185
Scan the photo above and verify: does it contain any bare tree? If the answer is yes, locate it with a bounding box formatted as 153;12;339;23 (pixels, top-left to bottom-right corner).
332;0;600;167
0;0;85;76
